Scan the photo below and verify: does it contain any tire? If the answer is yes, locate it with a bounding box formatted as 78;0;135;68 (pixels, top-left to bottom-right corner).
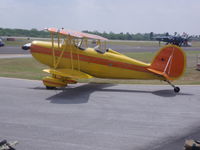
46;86;56;90
174;87;180;93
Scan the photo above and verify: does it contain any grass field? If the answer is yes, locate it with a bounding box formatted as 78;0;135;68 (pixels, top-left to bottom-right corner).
0;51;199;85
0;57;48;80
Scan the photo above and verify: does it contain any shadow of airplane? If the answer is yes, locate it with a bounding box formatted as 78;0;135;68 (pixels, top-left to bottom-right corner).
44;83;193;104
46;83;115;104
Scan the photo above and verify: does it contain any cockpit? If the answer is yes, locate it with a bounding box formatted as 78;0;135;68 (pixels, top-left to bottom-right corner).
75;38;107;54
46;27;108;54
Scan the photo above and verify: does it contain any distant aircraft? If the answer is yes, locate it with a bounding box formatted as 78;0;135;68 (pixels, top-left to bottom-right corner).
154;32;192;47
22;28;186;93
0;139;18;150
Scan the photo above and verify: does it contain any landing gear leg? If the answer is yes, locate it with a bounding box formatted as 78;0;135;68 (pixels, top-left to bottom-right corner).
165;80;180;93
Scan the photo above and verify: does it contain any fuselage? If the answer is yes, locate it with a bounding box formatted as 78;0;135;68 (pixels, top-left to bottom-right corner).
30;41;162;80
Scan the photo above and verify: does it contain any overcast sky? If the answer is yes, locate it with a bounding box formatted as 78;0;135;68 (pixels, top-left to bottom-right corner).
0;0;200;35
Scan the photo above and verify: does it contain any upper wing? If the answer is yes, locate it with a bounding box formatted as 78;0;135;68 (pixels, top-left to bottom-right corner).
46;27;108;41
43;68;93;79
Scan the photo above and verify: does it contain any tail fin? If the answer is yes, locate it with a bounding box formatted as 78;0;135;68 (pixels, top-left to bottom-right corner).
148;45;186;80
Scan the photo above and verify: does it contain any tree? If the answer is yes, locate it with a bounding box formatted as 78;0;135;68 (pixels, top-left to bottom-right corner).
150;32;154;40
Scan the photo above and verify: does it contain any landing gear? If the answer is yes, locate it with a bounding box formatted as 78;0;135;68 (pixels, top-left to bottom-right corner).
43;76;67;90
46;86;56;90
174;87;180;93
165;80;180;93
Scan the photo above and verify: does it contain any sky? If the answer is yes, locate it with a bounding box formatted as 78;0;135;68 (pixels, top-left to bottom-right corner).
0;0;200;35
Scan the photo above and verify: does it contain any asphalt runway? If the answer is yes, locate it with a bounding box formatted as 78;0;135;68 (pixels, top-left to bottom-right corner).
0;77;200;150
0;45;200;55
0;46;29;54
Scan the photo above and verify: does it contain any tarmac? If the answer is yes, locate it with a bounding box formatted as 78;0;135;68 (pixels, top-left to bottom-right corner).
0;45;200;149
0;46;29;54
0;77;200;150
0;46;28;58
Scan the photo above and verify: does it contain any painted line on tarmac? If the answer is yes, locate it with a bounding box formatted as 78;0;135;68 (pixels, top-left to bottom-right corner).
0;77;40;82
0;54;31;58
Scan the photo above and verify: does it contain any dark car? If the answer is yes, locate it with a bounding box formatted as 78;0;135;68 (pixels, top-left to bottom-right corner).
0;39;5;47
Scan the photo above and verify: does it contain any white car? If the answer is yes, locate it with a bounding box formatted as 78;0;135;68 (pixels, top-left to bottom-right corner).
0;39;5;47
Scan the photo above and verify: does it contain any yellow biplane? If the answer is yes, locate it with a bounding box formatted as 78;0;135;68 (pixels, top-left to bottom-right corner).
22;28;186;93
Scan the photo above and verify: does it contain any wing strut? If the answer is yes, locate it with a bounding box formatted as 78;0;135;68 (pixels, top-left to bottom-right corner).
51;32;56;68
54;34;65;68
68;36;74;70
51;31;66;69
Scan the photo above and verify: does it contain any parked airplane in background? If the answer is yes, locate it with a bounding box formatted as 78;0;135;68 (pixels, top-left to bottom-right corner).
22;28;186;93
154;33;192;47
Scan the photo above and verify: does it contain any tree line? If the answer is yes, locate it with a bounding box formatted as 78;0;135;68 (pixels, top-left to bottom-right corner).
0;28;199;41
83;30;158;40
0;28;49;38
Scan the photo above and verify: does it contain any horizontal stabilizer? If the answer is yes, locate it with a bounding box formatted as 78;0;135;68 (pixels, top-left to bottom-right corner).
148;68;170;80
43;68;93;79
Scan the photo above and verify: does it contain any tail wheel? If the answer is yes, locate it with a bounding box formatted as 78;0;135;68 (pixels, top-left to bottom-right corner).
174;87;180;93
165;80;180;93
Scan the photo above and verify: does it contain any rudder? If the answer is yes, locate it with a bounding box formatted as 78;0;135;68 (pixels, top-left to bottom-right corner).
148;45;186;80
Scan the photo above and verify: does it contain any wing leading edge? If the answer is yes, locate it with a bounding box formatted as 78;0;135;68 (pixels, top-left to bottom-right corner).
43;68;93;79
46;27;108;41
42;68;93;88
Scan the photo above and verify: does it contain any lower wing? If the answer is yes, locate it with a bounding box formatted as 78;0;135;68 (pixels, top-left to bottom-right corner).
43;68;93;79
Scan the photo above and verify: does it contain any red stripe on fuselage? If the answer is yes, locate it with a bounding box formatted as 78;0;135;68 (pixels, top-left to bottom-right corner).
31;45;150;73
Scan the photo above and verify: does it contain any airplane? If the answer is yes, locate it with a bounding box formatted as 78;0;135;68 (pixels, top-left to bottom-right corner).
22;27;186;93
0;139;18;150
154;33;192;47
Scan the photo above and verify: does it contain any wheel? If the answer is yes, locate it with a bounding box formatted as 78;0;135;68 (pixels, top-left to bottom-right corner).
174;87;180;93
46;86;56;90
